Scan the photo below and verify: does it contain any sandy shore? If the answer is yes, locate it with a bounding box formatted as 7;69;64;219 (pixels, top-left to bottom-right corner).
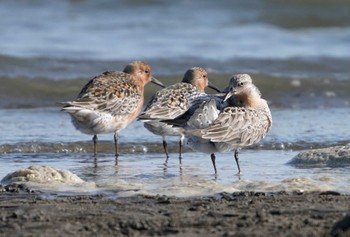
0;185;349;237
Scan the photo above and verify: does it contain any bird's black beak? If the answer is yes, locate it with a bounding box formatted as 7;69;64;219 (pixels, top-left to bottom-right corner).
208;81;221;93
151;76;165;88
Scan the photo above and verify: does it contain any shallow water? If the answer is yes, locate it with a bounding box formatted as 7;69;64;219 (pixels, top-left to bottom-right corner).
1;149;350;197
1;107;350;149
0;108;349;197
1;0;350;197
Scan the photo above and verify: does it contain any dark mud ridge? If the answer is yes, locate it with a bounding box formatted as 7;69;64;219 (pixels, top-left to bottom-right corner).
0;184;349;237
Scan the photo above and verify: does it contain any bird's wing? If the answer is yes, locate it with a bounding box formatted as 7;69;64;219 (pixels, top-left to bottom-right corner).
189;107;271;147
139;82;209;120
62;71;141;116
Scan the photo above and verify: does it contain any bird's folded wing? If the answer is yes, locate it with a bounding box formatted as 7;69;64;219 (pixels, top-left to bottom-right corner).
190;107;270;146
62;71;141;116
139;83;208;120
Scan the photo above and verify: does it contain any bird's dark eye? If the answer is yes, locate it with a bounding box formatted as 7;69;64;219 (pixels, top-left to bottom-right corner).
239;82;244;86
145;70;149;74
203;75;207;78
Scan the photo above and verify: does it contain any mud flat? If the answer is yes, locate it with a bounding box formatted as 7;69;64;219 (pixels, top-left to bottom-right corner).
0;186;349;237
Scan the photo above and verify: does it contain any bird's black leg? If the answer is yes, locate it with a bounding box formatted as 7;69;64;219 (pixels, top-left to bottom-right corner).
163;139;169;161
178;136;184;165
114;132;119;158
234;150;241;174
210;153;217;174
92;135;98;156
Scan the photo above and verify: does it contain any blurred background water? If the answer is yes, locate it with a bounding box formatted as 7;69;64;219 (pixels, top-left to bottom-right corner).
0;0;349;196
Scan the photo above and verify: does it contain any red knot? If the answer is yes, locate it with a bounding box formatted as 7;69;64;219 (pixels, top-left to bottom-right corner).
138;67;220;162
164;74;272;174
61;61;164;157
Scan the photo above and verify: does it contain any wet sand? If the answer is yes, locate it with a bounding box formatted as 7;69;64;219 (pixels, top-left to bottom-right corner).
0;185;349;237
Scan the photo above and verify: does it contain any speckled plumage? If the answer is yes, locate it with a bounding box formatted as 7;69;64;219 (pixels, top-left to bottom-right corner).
142;82;210;120
166;74;272;174
138;67;220;160
61;61;164;156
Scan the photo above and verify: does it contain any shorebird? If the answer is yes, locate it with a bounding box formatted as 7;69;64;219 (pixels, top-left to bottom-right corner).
164;74;272;174
138;67;220;162
61;61;164;157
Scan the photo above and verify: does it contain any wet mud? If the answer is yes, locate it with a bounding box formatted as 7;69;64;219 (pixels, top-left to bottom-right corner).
0;185;349;237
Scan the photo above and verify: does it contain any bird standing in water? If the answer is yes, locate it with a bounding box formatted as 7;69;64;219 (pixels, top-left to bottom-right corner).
61;61;164;157
164;74;272;174
138;67;220;163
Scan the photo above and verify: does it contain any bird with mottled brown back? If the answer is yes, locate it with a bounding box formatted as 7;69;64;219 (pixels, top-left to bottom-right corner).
61;61;164;157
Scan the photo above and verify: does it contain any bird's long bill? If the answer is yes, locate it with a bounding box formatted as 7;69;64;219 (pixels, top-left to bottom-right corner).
224;90;235;102
151;76;165;88
208;81;221;93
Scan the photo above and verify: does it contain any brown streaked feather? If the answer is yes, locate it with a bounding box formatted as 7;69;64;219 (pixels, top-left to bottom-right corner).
66;71;142;116
139;82;209;120
189;107;271;147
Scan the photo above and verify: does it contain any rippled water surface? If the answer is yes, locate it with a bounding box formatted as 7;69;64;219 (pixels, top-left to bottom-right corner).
0;108;349;196
1;0;349;196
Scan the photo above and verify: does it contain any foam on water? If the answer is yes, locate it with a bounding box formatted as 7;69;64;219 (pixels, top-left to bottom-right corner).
289;144;350;167
1;150;349;197
1;165;84;185
1;165;96;193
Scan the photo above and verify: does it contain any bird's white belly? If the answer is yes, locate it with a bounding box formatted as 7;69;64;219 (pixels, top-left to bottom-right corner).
186;136;237;154
144;121;182;137
70;110;121;135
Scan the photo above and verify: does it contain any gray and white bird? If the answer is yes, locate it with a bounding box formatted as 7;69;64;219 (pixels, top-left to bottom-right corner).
164;74;272;174
138;67;220;162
